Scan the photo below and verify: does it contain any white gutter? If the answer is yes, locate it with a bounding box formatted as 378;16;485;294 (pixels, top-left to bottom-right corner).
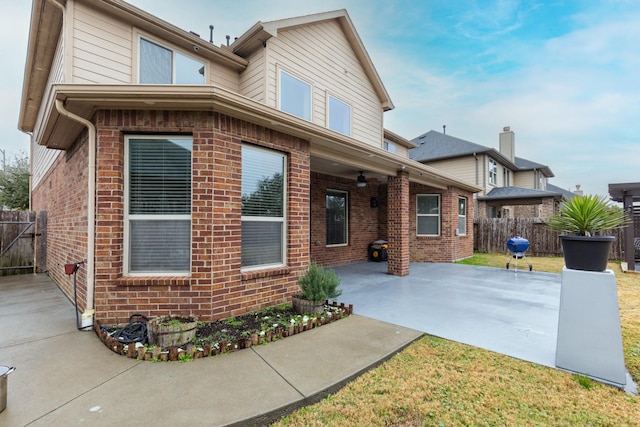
55;99;95;328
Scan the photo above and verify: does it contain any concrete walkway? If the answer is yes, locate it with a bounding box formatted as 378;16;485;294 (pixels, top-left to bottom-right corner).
0;274;422;426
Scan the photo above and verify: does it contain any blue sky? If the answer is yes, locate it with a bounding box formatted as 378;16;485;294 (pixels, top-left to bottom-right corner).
3;0;639;196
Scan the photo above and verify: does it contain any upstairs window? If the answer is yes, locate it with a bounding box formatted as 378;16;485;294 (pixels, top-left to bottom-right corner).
384;140;397;153
139;37;205;84
125;136;192;275
241;145;287;269
488;158;498;185
279;70;311;120
327;95;351;136
417;194;440;236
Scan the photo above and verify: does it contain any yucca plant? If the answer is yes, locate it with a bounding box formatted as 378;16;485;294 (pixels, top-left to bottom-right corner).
547;194;629;236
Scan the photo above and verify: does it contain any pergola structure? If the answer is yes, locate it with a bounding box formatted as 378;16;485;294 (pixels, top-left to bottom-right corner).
609;182;640;271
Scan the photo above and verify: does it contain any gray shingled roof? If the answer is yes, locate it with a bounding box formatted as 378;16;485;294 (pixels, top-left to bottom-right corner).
478;186;564;201
410;130;492;162
410;130;553;176
546;183;575;199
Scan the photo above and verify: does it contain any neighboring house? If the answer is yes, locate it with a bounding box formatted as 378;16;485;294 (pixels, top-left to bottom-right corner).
410;127;568;219
18;0;480;325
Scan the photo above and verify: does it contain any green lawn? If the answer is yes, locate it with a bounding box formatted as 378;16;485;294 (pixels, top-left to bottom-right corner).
274;254;640;426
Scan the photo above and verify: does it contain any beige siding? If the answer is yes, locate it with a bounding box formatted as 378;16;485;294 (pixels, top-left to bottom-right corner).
428;157;479;188
210;61;240;92
514;170;535;189
394;145;408;158
264;20;384;147
32;35;64;187
239;48;265;102
72;2;132;84
31;142;60;189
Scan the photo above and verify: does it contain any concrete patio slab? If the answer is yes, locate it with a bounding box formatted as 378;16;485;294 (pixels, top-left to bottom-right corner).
334;262;562;368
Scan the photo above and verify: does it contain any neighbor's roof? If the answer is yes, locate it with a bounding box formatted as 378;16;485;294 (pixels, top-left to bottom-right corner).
410;130;553;177
477;186;565;201
546;183;575;199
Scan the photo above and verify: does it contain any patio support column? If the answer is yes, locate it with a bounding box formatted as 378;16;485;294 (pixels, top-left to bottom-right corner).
387;170;410;276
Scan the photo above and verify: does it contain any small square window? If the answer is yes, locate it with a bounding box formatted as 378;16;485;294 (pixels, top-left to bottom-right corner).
279;70;311;120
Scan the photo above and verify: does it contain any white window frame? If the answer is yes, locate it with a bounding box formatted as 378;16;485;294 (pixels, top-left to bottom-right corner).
488;158;498;185
458;197;467;236
383;140;397;153
124;135;192;276
241;144;287;271
278;69;312;121
416;194;440;236
138;35;205;85
327;94;352;136
326;189;348;247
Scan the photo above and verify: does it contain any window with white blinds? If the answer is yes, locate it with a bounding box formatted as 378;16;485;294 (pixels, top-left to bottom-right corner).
125;136;192;274
139;37;205;85
241;144;286;269
417;194;440;236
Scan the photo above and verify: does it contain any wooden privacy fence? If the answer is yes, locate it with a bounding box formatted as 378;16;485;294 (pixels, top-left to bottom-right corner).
0;211;47;276
474;218;625;260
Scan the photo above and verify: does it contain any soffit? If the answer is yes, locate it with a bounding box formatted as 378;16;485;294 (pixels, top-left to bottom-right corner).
44;83;480;193
19;0;64;133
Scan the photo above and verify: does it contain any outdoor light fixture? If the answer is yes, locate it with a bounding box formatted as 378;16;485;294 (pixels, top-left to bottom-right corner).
357;171;367;188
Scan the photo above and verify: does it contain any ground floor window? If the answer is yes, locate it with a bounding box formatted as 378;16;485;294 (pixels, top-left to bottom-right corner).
417;194;440;236
458;197;467;235
326;190;348;246
241;144;286;269
125;136;192;275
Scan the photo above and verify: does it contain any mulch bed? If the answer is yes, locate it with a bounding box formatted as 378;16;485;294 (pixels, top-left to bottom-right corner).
94;301;353;362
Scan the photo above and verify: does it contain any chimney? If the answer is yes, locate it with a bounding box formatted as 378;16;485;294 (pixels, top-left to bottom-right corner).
499;126;515;163
574;185;583;196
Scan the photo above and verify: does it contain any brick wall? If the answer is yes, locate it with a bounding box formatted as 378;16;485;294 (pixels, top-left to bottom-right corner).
310;172;382;267
32;135;90;311
409;184;474;262
35;109;310;324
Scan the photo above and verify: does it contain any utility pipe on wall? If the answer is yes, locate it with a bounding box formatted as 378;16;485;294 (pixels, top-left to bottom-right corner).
55;99;96;328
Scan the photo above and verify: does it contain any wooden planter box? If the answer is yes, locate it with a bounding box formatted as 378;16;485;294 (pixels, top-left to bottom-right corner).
292;296;324;315
147;315;197;349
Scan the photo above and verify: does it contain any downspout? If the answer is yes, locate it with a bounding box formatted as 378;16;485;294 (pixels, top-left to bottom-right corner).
55;99;95;328
473;153;478;185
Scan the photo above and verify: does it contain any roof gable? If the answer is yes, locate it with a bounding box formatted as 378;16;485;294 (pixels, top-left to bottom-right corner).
231;9;394;111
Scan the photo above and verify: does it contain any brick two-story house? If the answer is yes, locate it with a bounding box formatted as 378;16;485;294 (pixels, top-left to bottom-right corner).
18;0;480;326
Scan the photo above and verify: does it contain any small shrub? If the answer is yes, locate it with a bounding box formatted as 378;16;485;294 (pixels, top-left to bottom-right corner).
298;262;342;303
